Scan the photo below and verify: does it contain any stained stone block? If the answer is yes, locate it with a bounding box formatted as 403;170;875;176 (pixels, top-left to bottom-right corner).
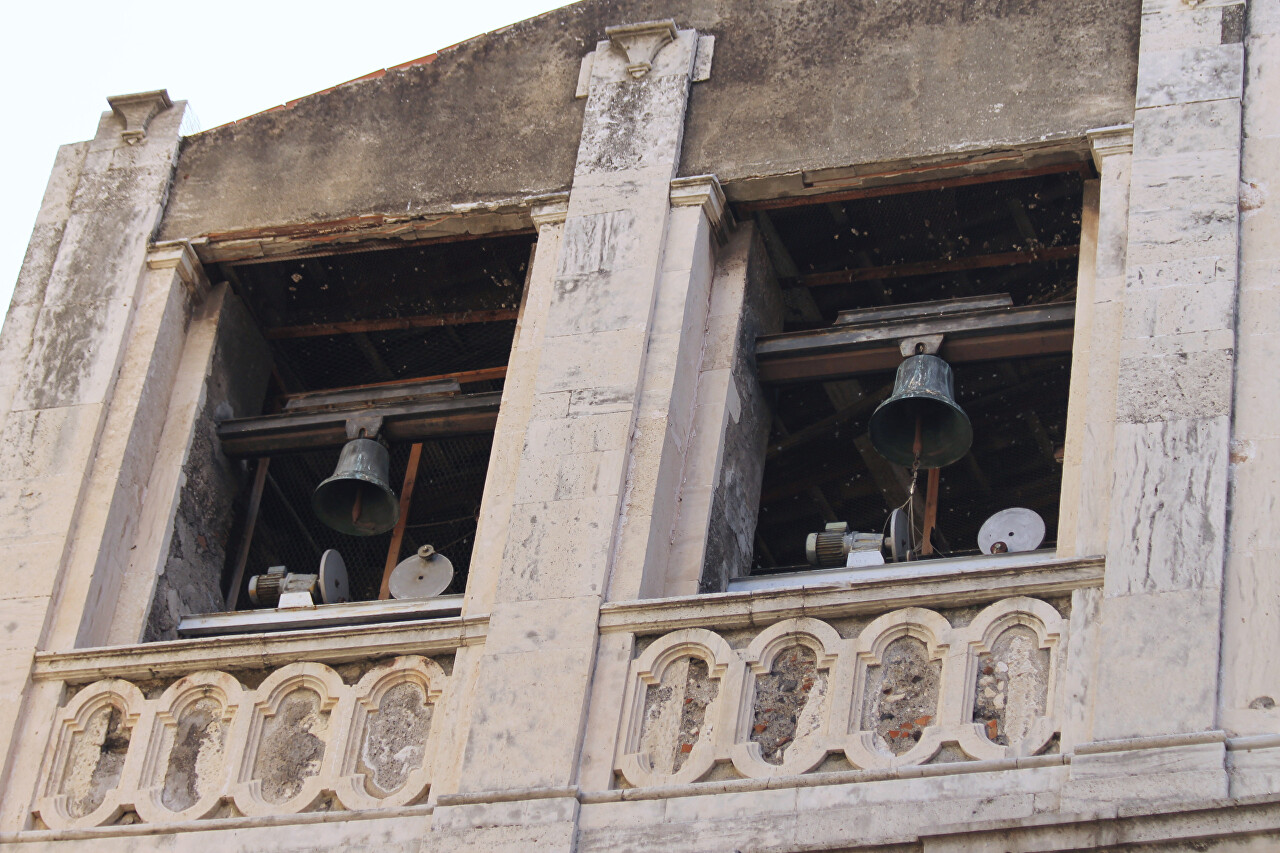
1132;99;1241;157
534;328;646;394
1114;351;1233;422
1135;44;1244;108
1106;417;1229;594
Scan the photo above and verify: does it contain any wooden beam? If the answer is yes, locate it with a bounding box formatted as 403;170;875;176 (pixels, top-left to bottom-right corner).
265;309;519;340
921;468;940;557
225;458;270;611
380;443;424;600
217;392;502;457
736;161;1090;213
791;245;1079;290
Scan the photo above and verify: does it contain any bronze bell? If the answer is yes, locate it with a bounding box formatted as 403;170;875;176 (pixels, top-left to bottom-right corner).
868;354;973;469
312;438;400;536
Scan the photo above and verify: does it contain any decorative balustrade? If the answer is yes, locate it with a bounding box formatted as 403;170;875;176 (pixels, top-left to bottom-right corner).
613;596;1068;788
34;656;448;830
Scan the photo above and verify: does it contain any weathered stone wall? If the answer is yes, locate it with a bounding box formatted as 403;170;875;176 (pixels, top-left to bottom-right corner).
155;0;1140;242
142;293;270;641
697;226;781;593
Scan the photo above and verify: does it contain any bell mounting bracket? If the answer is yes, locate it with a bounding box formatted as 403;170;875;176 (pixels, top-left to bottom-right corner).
898;334;944;357
345;414;384;440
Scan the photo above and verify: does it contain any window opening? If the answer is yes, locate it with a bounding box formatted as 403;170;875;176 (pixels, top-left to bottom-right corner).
212;233;533;609
741;167;1085;575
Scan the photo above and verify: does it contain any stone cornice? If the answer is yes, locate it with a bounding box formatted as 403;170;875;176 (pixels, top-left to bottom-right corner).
1087;124;1134;172
32;613;489;683
600;554;1104;634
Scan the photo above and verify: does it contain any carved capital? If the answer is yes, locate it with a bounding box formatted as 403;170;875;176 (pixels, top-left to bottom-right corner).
1087;124;1134;173
107;89;173;145
670;175;733;242
528;192;571;229
605;20;679;79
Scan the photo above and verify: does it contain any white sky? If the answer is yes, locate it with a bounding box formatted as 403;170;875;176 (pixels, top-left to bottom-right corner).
0;0;570;328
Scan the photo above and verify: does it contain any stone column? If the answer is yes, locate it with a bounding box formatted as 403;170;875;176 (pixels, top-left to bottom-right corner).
1067;0;1244;807
434;22;712;850
0;91;187;796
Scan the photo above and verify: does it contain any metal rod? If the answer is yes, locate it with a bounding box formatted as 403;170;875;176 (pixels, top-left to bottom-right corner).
380;443;424;600
922;468;941;557
225;458;270;611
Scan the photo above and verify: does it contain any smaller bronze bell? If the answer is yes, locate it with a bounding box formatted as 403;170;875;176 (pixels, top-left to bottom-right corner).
868;354;973;469
312;438;400;536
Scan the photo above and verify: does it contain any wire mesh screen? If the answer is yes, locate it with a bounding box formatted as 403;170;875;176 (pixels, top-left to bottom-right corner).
752;357;1071;572
237;434;492;605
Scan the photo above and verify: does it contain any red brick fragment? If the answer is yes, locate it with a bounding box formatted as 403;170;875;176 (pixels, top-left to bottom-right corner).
915;715;931;727
753;723;768;734
680;742;693;753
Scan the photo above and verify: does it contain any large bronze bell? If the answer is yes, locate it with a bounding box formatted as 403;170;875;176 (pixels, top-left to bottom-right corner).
312;438;400;536
868;354;973;469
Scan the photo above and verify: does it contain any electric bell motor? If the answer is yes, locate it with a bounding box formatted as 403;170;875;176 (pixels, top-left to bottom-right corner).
805;508;910;568
247;549;351;608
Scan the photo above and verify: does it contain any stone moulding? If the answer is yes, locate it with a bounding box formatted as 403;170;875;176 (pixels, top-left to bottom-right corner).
32;657;450;830
611;597;1069;788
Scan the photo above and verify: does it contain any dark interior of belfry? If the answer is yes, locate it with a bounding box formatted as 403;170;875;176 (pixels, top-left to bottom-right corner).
747;166;1085;571
213;164;1085;602
214;234;534;604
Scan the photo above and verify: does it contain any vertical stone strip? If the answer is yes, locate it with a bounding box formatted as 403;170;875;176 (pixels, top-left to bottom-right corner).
1058;128;1133;559
1221;0;1280;742
440;24;706;844
1091;0;1243;744
0;93;187;804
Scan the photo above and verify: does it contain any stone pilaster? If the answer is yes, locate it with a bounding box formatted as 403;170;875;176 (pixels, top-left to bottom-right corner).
0;91;187;799
1221;0;1280;753
1067;0;1245;808
438;22;714;847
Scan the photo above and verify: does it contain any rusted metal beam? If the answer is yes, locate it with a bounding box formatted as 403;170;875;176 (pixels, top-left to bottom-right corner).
217;392;502;457
736;161;1090;213
265;309;520;340
791;245;1079;290
380;443;424;601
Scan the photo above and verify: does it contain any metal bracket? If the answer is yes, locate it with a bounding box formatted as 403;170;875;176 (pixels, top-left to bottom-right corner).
899;334;945;357
345;415;384;440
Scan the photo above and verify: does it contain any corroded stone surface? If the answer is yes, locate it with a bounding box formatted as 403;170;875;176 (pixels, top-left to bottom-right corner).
639;656;719;774
357;682;432;798
860;637;940;755
973;626;1050;748
252;691;328;805
161;698;227;813
750;646;827;765
61;705;130;818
